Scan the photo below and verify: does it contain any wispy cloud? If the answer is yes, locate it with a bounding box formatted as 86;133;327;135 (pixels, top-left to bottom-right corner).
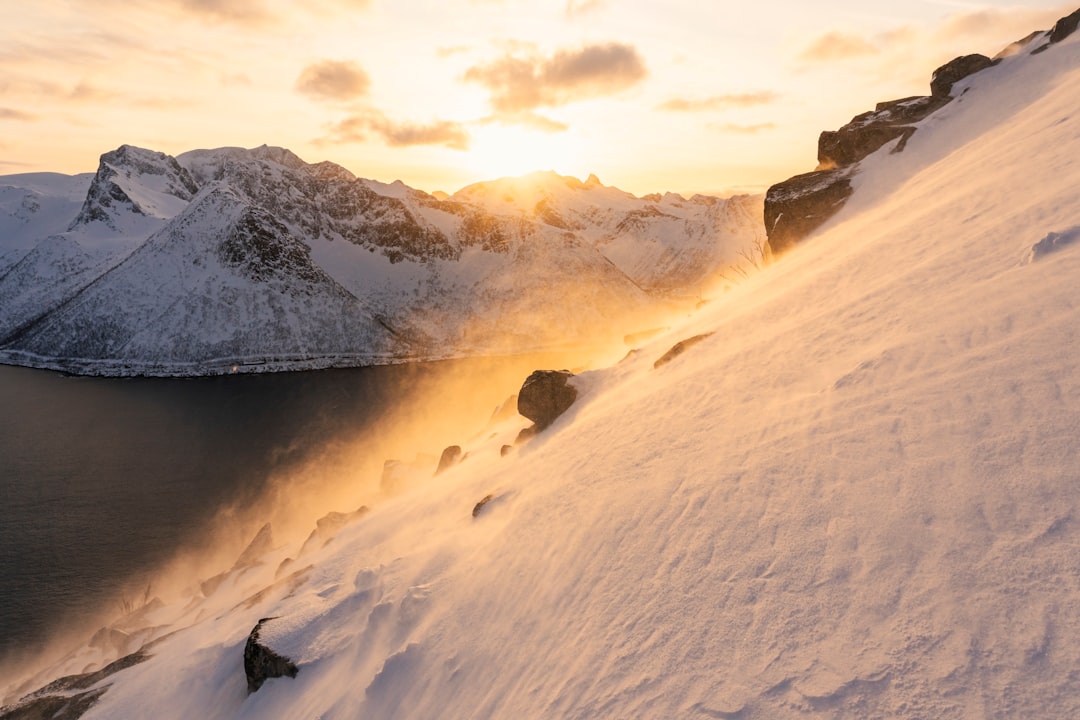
565;0;604;19
798;32;878;63
658;91;778;113
464;42;647;129
437;45;471;59
0;107;38;121
173;0;271;24
320;112;470;150
296;60;371;102
709;122;777;135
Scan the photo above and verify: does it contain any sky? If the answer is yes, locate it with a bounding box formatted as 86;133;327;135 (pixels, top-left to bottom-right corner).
0;0;1074;196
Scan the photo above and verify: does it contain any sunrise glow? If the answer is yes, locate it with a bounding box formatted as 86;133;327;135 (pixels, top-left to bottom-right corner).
0;1;1073;195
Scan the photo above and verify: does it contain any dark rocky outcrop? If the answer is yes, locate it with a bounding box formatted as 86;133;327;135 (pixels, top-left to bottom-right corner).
517;370;578;430
436;445;463;475
765;8;1079;255
653;333;715;369
817;95;950;169
1041;7;1080;48
764;169;854;255
244;618;298;694
0;649;150;720
930;54;994;97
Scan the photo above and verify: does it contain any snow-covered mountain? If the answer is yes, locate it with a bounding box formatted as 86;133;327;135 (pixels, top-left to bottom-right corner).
5;8;1080;720
0;147;764;376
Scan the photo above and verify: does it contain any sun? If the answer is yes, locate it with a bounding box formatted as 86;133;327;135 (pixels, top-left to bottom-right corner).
465;125;585;182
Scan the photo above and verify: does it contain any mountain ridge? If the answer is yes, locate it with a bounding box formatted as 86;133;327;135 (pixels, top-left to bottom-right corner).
0;148;765;376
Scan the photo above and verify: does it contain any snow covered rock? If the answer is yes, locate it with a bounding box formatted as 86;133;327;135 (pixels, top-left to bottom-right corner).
435;445;463;475
762;7;1080;255
70;145;197;231
929;54;995;97
764;168;854;254
517;370;578;430
652;332;714;369
243;618;298;693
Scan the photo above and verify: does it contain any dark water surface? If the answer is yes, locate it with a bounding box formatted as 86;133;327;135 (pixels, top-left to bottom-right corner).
0;354;581;660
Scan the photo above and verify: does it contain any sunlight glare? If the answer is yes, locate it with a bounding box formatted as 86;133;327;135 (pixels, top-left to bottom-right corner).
465;125;585;181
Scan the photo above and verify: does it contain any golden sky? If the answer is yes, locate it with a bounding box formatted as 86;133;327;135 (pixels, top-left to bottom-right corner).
0;1;1073;196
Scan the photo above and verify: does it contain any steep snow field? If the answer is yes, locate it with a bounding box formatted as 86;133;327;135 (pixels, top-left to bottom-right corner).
5;22;1080;720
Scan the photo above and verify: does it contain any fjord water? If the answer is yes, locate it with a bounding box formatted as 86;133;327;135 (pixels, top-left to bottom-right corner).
0;353;593;662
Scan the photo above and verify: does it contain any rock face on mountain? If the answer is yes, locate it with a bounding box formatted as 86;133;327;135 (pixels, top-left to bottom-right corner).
0;148;765;376
765;8;1080;255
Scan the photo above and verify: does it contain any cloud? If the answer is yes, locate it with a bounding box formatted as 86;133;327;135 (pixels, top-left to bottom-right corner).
658;92;778;113
0;107;37;121
437;45;471;59
174;0;270;24
296;60;371;102
479;111;568;133
932;4;1075;43
321;113;470;150
709;122;777;135
798;31;878;62
464;42;647;117
565;0;604;18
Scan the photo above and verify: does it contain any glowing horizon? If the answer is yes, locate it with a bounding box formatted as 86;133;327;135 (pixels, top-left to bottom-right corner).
0;1;1072;197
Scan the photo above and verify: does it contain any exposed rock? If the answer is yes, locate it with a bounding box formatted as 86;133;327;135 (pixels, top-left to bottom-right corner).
488;394;520;424
436;445;463;475
764;169;854;255
244;617;299;693
654;333;715;369
472;494;495;518
0;649;150;720
760;9;1080;256
817;95;950;168
1046;8;1080;45
380;455;436;494
69;145;198;230
299;506;369;555
930;54;994;97
233;523;274;571
517;370;578;430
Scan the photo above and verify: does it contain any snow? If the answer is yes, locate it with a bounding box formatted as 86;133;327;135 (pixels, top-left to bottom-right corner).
5;23;1080;720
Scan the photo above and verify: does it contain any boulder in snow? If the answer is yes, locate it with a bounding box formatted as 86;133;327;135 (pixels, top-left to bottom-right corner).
930;54;994;97
517;370;578;430
243;617;298;693
653;333;715;369
436;445;463;475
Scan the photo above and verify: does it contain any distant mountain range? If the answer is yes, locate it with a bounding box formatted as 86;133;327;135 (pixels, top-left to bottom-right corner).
0;146;764;376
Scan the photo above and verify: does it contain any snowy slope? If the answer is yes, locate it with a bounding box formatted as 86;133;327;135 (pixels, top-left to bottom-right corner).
0;148;762;375
4;14;1079;720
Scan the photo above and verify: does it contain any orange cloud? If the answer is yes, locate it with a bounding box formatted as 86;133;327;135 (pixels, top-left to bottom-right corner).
296;60;371;102
465;42;647;119
658;91;778;112
709;122;776;135
798;31;877;62
0;108;37;121
321;113;470;150
175;0;270;24
565;0;605;18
